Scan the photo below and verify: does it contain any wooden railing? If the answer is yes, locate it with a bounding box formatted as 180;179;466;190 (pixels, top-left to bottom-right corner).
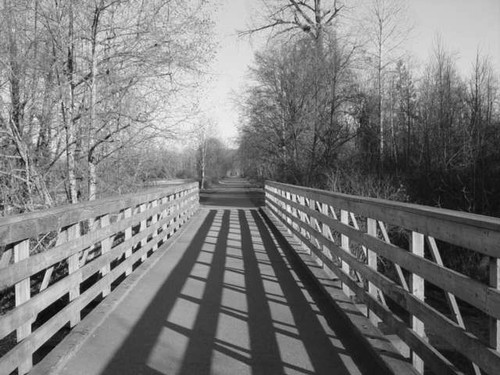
265;181;500;375
0;182;198;375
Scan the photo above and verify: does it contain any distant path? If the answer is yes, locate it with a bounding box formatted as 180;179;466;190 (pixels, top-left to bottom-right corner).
199;177;265;208
34;177;385;375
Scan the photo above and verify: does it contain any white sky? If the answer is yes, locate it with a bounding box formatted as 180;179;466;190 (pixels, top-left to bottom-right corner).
201;0;500;145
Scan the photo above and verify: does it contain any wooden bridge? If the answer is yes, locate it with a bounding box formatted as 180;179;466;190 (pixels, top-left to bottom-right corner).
0;178;499;374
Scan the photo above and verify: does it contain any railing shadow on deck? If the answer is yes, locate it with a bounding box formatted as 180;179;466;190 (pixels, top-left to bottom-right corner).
265;180;500;375
99;208;384;375
0;183;199;375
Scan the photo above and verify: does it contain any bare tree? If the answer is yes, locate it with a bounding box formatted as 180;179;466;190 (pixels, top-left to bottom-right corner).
242;0;344;43
0;0;215;212
359;0;412;164
0;0;54;210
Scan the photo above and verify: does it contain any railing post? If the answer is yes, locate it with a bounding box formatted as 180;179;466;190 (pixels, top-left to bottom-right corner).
67;223;81;327
14;239;31;374
285;191;292;228
367;218;381;326
100;214;112;297
411;231;425;373
490;257;500;350
308;198;320;263
340;210;352;297
321;203;335;278
124;207;133;276
150;199;159;254
298;195;308;245
139;203;148;262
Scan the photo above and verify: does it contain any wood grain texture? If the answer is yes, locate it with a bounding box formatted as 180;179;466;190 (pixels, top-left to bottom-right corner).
267;188;500;320
266;192;500;375
266;181;500;257
0;183;198;375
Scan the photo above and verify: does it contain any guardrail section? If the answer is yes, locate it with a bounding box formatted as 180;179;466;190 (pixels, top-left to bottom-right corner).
265;181;500;375
0;182;199;375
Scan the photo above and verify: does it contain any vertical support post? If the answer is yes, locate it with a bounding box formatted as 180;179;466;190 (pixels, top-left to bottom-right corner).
321;203;334;277
285;191;292;227
67;222;81;327
139;203;148;262
265;184;269;208
14;239;32;374
150;200;159;254
162;196;170;237
195;184;200;211
411;231;425;373
340;210;352;297
291;193;298;232
490;257;500;350
281;189;287;222
167;194;176;237
100;215;112;297
367;218;381;325
298;195;306;237
178;191;184;227
174;192;180;230
309;198;323;265
124;207;133;276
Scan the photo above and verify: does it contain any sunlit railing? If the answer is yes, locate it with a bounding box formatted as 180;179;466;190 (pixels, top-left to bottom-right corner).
0;182;198;374
265;180;500;375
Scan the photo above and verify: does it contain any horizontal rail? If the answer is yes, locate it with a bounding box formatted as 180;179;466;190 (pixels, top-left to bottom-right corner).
265;181;500;375
0;184;194;245
267;181;500;257
0;182;199;375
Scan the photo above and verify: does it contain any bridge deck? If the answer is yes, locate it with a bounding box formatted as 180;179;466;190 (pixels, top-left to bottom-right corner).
32;180;404;375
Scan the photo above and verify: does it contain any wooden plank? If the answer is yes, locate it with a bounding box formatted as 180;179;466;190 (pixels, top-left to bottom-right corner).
270;203;461;374
123;208;133;276
367;218;382;325
149;200;159;254
266;198;500;375
267;189;500;320
139;203;148;262
67;223;80;327
341;210;353;297
0;225;167;375
0;248;12;268
266;181;500;257
0;189;197;375
271;210;462;375
308;198;321;262
0;208;175;339
0;183;198;246
0;196;182;291
39;267;54;293
100;215;112;297
491;256;500;351
347;213;372;288
427;236;465;328
426;236;481;375
321;203;335;278
411;231;425;373
14;239;31;374
378;221;409;291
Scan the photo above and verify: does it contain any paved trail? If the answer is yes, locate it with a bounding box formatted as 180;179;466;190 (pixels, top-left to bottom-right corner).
37;178;386;375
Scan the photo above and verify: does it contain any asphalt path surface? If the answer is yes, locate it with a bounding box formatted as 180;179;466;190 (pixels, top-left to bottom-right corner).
41;178;384;375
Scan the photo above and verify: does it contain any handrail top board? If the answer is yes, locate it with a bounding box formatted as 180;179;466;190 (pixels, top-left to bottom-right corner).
0;182;198;246
266;180;500;232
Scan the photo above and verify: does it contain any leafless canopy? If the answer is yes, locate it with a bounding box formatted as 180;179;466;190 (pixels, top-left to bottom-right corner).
240;0;344;40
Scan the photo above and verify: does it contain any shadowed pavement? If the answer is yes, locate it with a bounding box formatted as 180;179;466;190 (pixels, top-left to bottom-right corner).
46;178;388;375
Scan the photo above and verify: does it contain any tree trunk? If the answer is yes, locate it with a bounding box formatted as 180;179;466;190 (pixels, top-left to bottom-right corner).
88;3;101;201
63;0;78;204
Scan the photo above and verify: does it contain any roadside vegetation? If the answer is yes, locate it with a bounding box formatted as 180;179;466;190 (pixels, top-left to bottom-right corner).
238;0;500;219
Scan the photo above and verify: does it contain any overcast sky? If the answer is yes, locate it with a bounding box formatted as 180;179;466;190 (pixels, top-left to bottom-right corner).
201;0;500;146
